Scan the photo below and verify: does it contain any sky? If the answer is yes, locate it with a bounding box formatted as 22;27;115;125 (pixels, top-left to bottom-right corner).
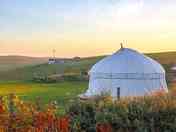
0;0;176;57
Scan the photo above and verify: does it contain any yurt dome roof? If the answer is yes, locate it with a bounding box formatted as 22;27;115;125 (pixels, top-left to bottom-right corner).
90;48;165;75
80;47;168;98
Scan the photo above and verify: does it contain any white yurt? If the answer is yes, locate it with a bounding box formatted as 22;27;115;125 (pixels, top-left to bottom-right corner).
82;46;168;98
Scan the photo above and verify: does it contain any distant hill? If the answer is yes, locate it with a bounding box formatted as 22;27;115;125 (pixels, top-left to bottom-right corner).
0;56;49;72
146;51;176;65
0;51;176;81
0;55;105;81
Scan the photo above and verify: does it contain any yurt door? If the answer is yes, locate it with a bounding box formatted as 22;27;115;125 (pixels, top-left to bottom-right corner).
117;87;120;100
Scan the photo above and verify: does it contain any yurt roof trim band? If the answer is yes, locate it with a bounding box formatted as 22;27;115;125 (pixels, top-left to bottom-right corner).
90;73;165;79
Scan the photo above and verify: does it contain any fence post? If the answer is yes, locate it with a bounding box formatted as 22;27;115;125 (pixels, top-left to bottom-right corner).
117;87;120;100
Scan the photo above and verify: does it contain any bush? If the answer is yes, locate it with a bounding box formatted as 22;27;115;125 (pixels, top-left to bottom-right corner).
0;94;70;132
32;75;57;83
68;93;176;132
68;100;96;131
1;91;176;132
63;74;86;81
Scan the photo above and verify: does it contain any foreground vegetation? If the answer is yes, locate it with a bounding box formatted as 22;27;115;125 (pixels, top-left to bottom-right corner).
69;89;176;132
0;88;175;132
0;93;70;132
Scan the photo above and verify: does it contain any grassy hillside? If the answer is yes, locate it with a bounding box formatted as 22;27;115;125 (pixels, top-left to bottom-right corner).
0;56;105;81
147;51;176;65
0;51;176;81
0;56;48;72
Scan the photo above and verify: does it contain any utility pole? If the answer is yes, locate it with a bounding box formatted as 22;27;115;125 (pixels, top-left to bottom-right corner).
53;49;56;59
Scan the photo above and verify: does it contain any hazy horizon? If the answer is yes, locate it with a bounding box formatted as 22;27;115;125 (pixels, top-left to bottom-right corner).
1;48;176;58
1;0;176;57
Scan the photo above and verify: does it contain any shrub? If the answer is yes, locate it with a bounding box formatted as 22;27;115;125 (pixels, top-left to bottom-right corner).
68;100;96;131
0;94;70;132
68;93;176;132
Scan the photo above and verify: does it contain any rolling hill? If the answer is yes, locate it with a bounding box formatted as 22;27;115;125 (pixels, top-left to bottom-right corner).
0;56;49;72
0;51;176;81
146;51;176;65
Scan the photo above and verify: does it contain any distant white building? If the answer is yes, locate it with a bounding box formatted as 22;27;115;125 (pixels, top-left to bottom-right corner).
48;58;65;64
48;56;81;65
171;65;176;71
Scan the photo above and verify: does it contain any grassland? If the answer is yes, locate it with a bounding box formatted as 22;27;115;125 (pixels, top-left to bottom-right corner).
0;55;48;72
0;56;105;81
0;81;87;105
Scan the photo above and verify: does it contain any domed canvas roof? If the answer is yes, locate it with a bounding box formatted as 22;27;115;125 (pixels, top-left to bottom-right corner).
81;47;168;98
90;48;165;75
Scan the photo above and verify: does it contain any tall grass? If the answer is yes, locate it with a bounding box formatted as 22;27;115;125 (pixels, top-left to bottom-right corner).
0;87;176;132
68;88;176;132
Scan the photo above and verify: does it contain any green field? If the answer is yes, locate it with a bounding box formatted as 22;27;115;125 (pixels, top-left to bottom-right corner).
0;81;88;105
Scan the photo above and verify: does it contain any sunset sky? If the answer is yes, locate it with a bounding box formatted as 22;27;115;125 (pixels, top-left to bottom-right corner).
0;0;176;57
